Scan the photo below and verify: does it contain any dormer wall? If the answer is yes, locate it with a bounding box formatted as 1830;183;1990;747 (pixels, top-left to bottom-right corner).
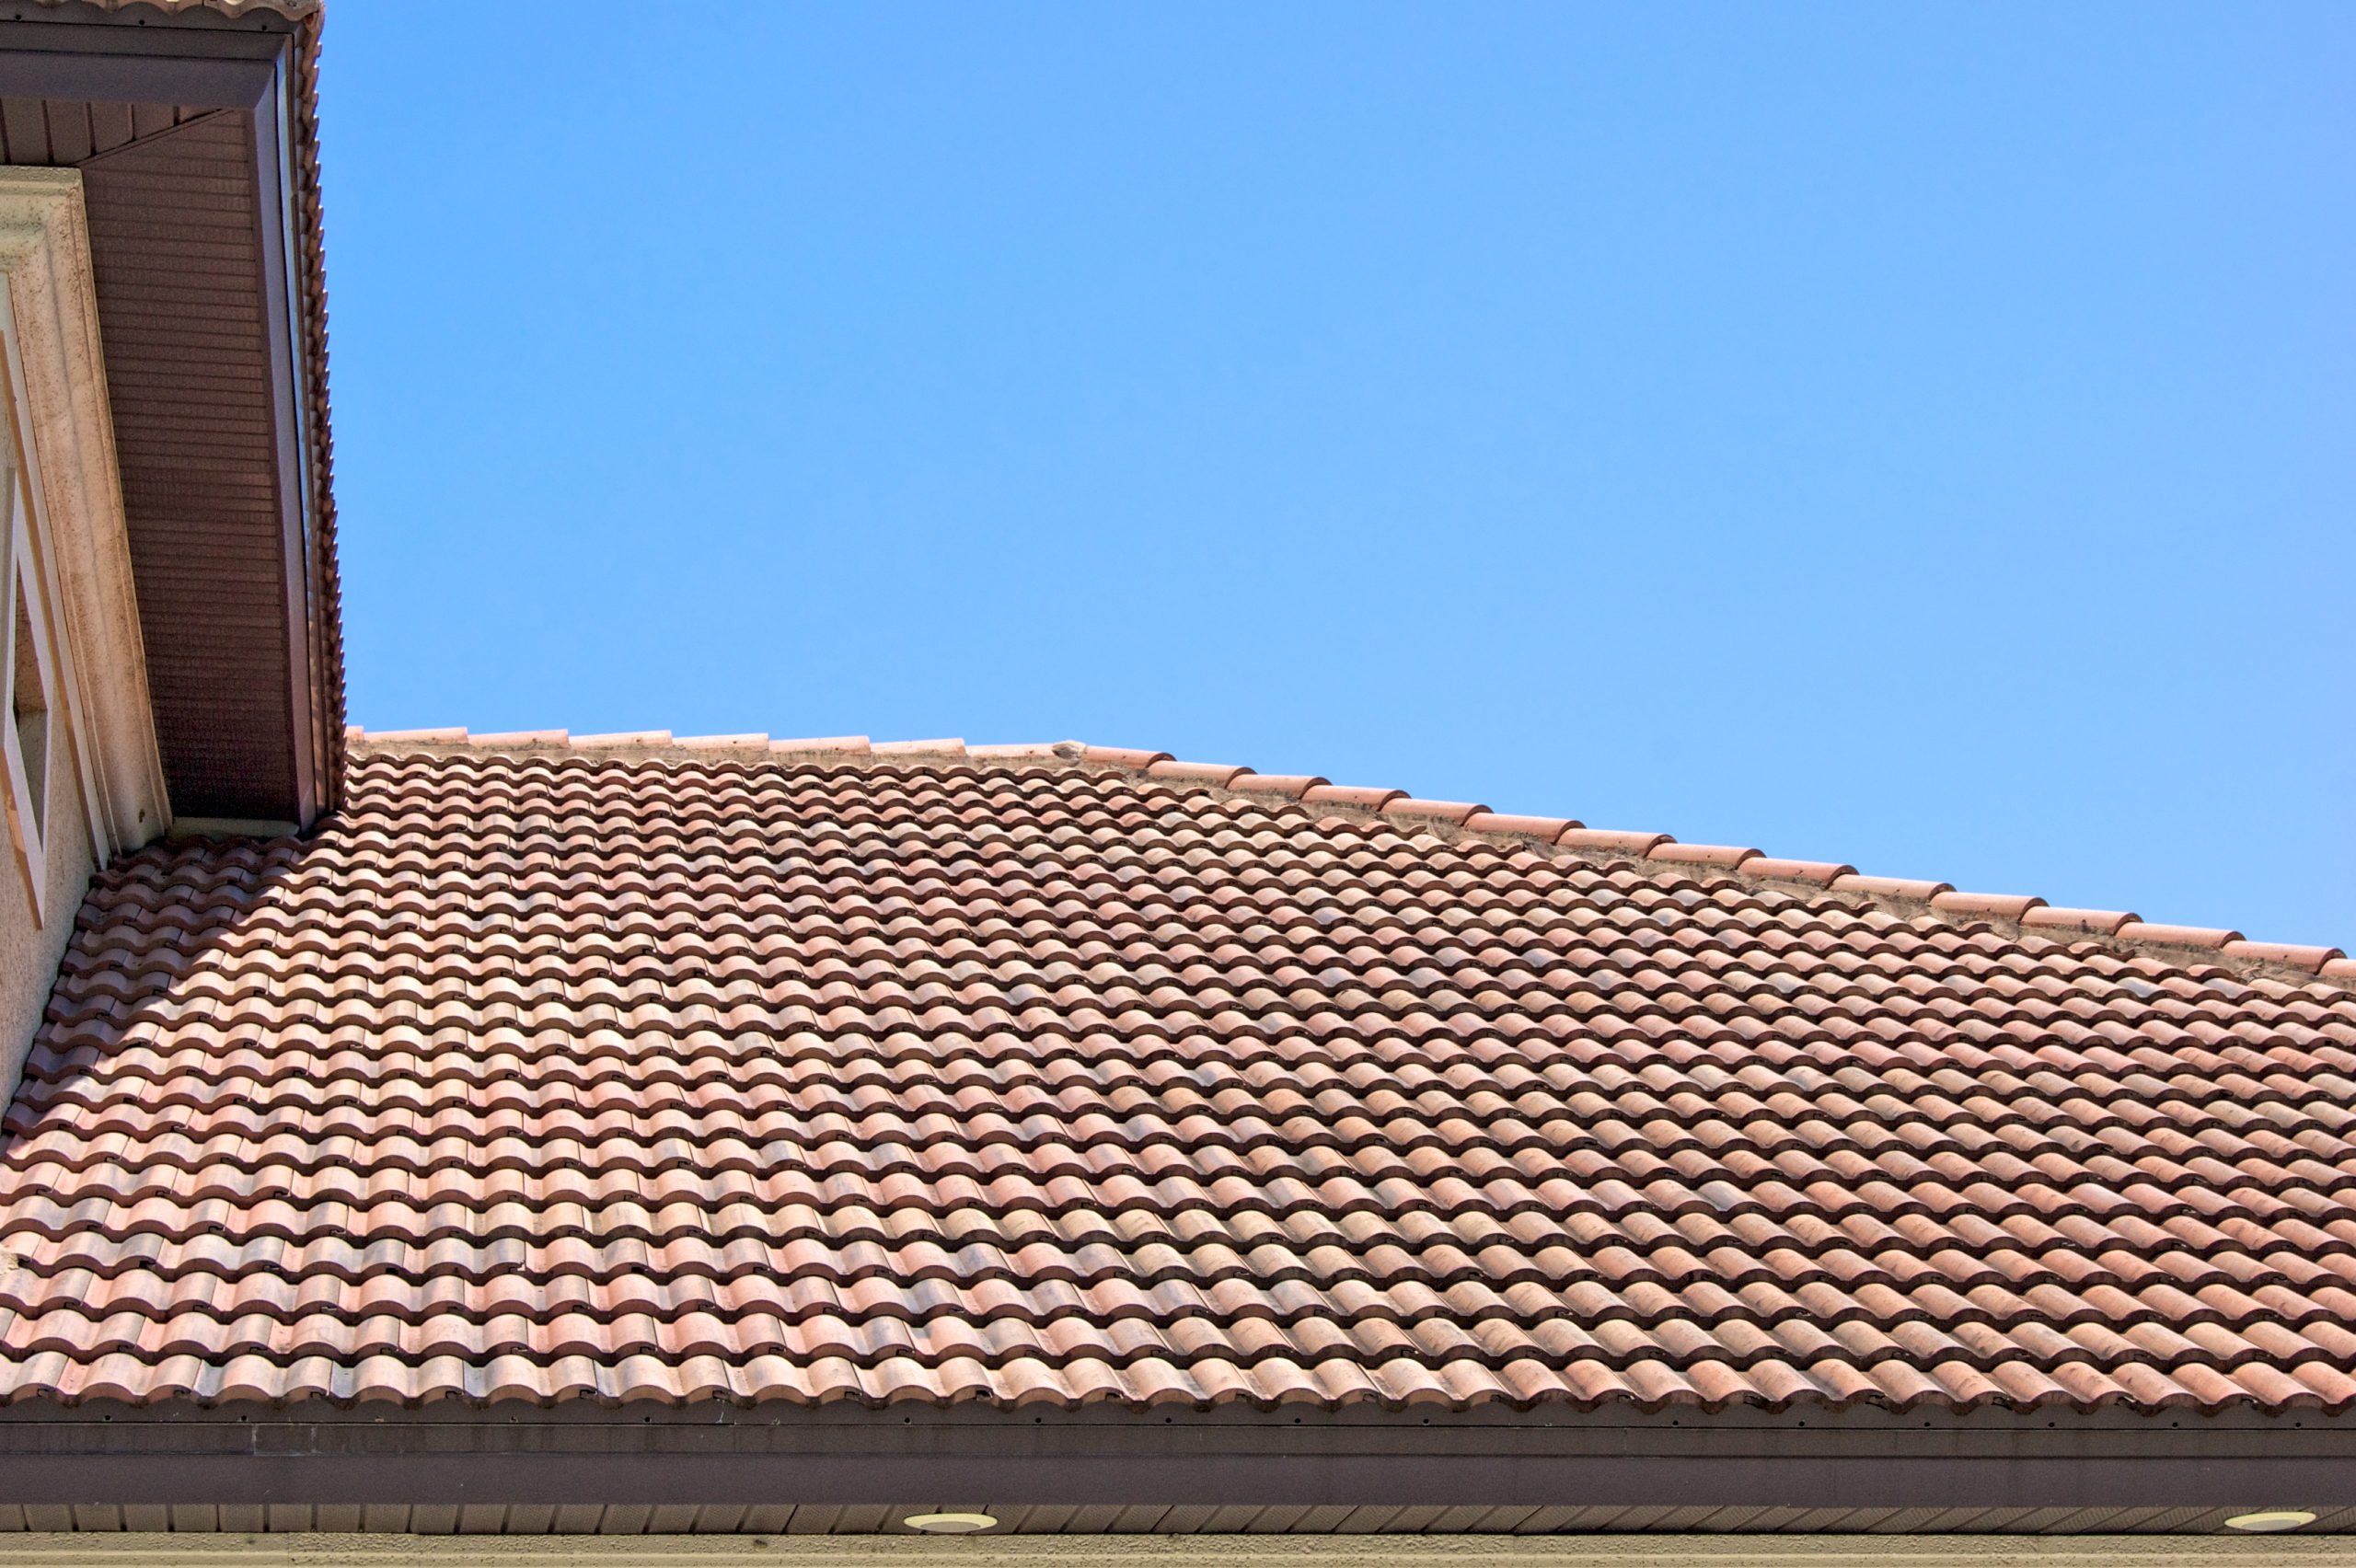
0;3;334;1084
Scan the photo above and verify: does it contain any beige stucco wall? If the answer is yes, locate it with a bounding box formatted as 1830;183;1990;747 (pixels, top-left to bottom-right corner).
0;709;92;1092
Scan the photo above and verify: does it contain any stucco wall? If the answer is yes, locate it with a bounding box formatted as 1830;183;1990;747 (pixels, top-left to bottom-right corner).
0;713;92;1093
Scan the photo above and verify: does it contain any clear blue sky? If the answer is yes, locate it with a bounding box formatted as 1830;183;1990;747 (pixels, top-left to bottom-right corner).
327;5;2353;949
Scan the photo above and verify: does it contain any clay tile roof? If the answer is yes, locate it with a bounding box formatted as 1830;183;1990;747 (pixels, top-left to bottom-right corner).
55;1;318;11
1;732;2348;1414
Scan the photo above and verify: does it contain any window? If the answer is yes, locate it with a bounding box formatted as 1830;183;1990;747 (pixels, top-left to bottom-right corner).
2;508;53;920
10;563;44;838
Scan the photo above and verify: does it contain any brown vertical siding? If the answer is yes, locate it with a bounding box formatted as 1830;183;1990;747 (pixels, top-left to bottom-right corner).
0;96;207;163
77;108;297;820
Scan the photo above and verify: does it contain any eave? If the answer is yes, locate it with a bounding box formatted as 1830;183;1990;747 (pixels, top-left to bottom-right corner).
0;1404;2350;1536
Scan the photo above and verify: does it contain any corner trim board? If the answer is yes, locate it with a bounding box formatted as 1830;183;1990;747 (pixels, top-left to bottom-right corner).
0;165;170;859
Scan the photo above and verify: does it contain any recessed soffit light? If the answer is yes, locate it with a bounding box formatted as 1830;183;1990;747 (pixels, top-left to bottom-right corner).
2224;1510;2317;1533
903;1512;999;1534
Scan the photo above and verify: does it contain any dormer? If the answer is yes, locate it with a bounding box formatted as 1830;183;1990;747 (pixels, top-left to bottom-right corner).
0;3;331;1075
0;1;336;846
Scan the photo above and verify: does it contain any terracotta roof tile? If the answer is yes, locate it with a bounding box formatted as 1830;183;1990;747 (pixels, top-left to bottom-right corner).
2224;941;2343;974
2115;922;2241;951
772;736;871;755
40;0;316;12
1301;784;1407;811
1557;828;1673;859
1380;799;1488;826
1459;813;1578;841
1932;890;2048;922
1826;874;1949;903
1646;843;1761;871
1228;775;1326;800
1743;858;1858;887
1147;761;1254;787
572;730;672;748
2022;906;2141;938
9;735;2343;1413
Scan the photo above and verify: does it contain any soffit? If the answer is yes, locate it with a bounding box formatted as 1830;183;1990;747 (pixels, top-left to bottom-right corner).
0;1518;2353;1550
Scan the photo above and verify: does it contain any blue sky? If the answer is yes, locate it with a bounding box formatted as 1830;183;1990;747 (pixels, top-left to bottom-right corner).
327;5;2353;948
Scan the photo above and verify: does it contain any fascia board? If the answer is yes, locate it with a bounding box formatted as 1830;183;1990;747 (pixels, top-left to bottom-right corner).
0;45;276;110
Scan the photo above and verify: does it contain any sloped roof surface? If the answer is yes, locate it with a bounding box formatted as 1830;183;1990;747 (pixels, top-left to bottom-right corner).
0;737;2351;1412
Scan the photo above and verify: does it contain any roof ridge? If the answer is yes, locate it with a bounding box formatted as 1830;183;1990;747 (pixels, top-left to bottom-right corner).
344;726;2352;989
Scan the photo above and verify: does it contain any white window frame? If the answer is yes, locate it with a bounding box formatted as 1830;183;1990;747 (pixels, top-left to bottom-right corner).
0;167;170;884
2;499;53;921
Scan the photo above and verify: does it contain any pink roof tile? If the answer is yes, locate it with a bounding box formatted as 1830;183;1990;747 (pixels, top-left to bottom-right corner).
1;737;2346;1413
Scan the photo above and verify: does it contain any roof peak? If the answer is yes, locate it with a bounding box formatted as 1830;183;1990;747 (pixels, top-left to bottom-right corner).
344;725;2351;989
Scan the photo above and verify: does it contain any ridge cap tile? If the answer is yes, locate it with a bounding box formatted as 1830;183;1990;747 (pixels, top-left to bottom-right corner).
1459;812;1578;841
572;731;673;748
470;730;569;747
2115;922;2241;951
1742;858;1858;886
1302;784;1407;811
1146;760;1254;787
1382;799;1488;825
771;736;871;755
363;727;467;744
1064;742;2345;981
2226;941;2343;974
1228;775;1327;799
2022;906;2140;938
1647;843;1762;870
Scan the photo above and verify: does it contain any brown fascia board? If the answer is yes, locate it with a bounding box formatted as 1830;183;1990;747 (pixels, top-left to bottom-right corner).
0;1405;2349;1514
0;7;337;827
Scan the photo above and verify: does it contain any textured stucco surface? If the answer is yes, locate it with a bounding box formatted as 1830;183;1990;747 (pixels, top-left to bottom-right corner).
0;711;89;1092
